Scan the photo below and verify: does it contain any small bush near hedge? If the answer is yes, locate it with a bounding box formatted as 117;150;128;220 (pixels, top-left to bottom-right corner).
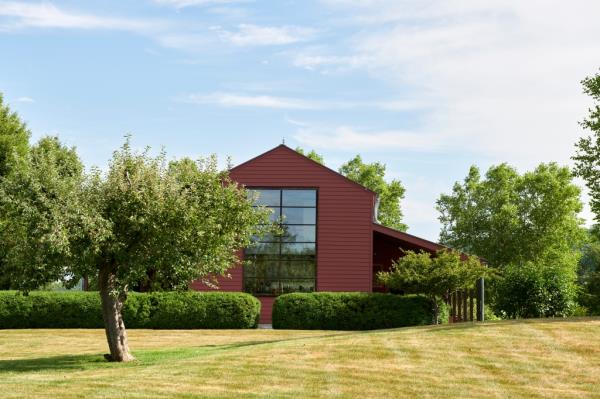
0;291;260;329
272;292;440;330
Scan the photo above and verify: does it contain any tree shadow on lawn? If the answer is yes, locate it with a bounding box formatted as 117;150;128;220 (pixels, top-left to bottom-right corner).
0;333;353;374
0;353;108;373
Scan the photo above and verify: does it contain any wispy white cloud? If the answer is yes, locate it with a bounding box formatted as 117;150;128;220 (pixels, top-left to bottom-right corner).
0;2;313;52
16;96;34;103
182;92;318;109
307;0;600;166
181;91;429;111
0;2;155;31
293;124;444;152
292;52;368;72
307;0;600;234
215;24;317;46
153;0;247;9
158;23;317;51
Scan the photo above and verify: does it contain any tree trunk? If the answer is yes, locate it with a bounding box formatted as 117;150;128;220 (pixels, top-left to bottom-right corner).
98;266;134;362
432;299;440;325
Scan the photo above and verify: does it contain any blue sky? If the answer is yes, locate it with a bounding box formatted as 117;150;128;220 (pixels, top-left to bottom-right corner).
1;0;600;240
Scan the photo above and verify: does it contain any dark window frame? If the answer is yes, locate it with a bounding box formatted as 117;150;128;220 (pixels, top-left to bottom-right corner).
244;187;318;296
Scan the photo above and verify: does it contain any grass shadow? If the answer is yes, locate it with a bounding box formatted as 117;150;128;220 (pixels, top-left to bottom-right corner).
0;354;108;373
0;335;353;374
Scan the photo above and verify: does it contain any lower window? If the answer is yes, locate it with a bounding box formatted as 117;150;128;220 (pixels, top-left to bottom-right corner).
244;254;316;295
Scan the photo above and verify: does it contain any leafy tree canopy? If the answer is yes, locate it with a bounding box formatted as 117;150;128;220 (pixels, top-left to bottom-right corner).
0;136;82;291
437;162;585;268
0;137;271;361
0;93;30;177
0;94;31;289
573;70;600;222
339;155;407;231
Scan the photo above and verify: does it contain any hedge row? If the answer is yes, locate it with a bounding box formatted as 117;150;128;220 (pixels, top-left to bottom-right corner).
272;292;440;330
0;291;260;329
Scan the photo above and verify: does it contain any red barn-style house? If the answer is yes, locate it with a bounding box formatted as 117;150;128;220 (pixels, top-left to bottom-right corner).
192;145;445;323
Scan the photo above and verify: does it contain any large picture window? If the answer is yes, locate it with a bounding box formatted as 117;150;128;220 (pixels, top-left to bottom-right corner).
244;188;317;295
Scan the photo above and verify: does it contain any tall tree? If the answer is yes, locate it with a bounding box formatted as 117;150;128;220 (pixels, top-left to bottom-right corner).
0;137;84;291
0;137;270;361
573;70;600;221
437;163;584;317
437;163;584;268
295;147;324;164
0;94;30;289
339;155;407;231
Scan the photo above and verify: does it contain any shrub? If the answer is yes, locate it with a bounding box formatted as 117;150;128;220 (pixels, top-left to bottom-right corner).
141;292;260;329
272;292;439;330
493;262;577;318
577;271;600;316
377;250;487;323
0;291;260;329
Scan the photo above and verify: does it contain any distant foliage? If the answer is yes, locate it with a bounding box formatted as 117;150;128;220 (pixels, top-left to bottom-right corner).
295;147;324;164
573;70;600;222
295;147;408;231
272;292;439;330
377;250;487;323
339;155;407;231
578;227;600;315
0;291;261;329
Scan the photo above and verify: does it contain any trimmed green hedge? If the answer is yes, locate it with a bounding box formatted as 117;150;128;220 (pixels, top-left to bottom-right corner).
0;291;260;329
272;292;439;330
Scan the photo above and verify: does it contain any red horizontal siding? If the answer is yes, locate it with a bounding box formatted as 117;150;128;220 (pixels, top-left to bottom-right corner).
258;297;275;324
189;265;243;292
191;251;243;291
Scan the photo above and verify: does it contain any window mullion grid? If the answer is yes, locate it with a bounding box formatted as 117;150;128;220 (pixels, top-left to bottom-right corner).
278;189;284;293
246;188;317;295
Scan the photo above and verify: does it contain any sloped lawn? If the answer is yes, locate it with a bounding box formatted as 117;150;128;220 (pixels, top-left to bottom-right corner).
1;319;599;398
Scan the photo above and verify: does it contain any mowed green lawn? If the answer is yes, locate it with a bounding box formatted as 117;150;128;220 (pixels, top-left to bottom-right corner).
1;319;599;398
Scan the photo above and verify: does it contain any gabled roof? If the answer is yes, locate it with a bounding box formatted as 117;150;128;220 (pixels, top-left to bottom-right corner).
373;223;444;253
231;144;377;195
372;222;474;261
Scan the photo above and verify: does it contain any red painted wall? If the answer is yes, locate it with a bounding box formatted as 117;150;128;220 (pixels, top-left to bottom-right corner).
189;250;243;292
231;145;375;292
193;145;376;322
